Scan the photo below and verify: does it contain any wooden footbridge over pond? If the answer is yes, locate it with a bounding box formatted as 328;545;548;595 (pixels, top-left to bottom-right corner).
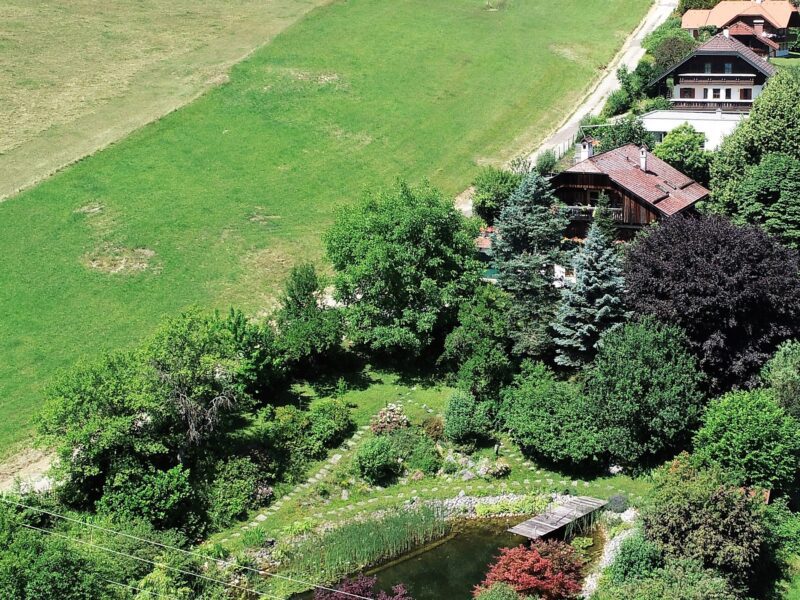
508;496;607;539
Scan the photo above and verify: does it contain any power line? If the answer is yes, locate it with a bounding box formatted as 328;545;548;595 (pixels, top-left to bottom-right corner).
19;523;283;600
1;497;373;600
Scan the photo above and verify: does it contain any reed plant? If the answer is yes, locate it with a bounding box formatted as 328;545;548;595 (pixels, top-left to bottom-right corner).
282;506;450;584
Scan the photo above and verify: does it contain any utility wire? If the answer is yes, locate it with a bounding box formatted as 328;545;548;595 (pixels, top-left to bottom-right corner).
19;523;284;600
2;497;373;600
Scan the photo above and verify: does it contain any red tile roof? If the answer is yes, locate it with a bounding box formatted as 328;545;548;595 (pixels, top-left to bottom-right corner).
564;144;709;216
694;32;778;74
728;19;782;49
682;0;797;29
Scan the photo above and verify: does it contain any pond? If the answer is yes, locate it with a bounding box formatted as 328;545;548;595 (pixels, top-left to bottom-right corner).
295;518;604;599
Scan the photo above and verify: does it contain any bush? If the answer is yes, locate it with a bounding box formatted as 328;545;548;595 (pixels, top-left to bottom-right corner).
207;457;272;530
444;390;492;447
501;362;602;467
473;167;523;225
762;339;800;418
693;389;800;492
584;318;705;469
606;532;663;585
354;436;401;484
405;434;442;475
606;494;629;514
652;123;711;184
476;540;584;599
474;496;549;517
308;398;354;450
642;457;766;589
535;149;558;176
475;583;522;600
371;404;411;435
422;415;445;441
315;574;413;600
603;88;631;117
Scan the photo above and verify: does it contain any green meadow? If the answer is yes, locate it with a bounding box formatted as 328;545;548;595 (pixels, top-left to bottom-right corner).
0;0;649;456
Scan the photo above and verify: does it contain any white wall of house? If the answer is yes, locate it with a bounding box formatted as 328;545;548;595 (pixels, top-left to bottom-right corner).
671;83;763;102
640;110;747;150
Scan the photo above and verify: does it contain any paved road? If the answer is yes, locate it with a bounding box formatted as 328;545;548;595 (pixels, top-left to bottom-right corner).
528;0;679;163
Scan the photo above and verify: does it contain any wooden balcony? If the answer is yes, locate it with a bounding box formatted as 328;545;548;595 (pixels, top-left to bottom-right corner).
670;99;752;112
678;74;755;85
566;206;623;222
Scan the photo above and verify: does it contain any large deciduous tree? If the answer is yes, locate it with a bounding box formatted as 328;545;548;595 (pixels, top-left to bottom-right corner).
552;222;628;368
710;68;800;213
652;123;711;185
492;172;568;357
762;339;800;418
584;317;705;469
472;167;522;225
693;389;800;492
325;181;480;358
624;215;800;392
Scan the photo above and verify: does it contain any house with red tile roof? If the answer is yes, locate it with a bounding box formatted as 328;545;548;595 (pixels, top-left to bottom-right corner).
549;141;709;240
682;0;799;56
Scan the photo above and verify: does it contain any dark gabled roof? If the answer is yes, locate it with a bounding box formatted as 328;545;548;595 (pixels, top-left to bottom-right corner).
729;20;781;50
650;33;776;87
559;144;709;216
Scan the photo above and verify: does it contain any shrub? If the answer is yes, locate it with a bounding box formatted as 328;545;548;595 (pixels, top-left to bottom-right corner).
444;390;492;447
473;167;523;224
354;436;401;484
762;339;800;418
693;389;800;492
315;574;413;600
308;398;354;450
652;123;711;184
501;362;602;467
474;496;549;517
593;558;738;600
474;583;521;600
584;318;705;469
476;540;584;599
606;532;663;585
625;215;800;392
603;88;631;117
207;457;273;530
406;434;442;475
535;150;558;176
642;457;766;589
371;404;410;435
422;415;445;440
606;494;629;514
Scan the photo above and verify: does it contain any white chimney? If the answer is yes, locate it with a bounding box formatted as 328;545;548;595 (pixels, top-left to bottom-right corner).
723;27;730;38
639;145;648;171
754;19;764;36
578;137;594;162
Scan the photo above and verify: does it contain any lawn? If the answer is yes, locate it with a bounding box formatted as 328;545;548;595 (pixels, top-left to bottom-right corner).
0;0;650;457
0;0;330;198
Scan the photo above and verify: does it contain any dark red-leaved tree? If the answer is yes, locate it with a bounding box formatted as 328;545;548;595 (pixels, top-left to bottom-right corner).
315;574;413;600
474;541;584;600
625;215;800;392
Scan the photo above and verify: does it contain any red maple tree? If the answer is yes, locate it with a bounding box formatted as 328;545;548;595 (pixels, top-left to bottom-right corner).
474;540;584;600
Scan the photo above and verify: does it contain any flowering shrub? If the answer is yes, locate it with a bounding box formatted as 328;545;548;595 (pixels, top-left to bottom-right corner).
371;404;410;435
315;574;414;599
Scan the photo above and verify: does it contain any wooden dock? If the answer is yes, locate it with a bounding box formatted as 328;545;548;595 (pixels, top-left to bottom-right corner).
508;496;607;539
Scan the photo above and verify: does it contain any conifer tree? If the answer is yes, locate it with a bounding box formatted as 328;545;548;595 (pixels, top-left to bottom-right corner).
592;192;617;241
552;222;627;367
492;172;568;356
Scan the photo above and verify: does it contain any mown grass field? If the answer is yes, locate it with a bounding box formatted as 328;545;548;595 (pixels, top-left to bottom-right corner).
0;0;330;198
0;0;650;457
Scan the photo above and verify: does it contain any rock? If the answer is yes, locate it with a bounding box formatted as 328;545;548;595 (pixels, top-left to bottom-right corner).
341;489;350;501
461;470;476;481
411;469;425;481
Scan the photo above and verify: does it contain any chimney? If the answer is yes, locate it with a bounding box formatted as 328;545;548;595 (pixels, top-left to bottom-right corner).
578;137;594;162
723;27;730;38
639;144;648;172
754;19;764;36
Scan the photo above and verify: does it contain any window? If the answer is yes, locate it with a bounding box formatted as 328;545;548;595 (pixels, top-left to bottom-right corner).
703;88;709;99
740;88;752;100
725;88;732;99
712;88;721;99
704;62;712;73
680;87;695;99
724;62;733;74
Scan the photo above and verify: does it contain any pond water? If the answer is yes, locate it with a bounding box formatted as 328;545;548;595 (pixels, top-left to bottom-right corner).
295;519;604;600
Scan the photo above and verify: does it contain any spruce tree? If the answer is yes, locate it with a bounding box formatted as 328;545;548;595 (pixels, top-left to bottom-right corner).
552;222;627;368
492;172;568;357
592;192;617;242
